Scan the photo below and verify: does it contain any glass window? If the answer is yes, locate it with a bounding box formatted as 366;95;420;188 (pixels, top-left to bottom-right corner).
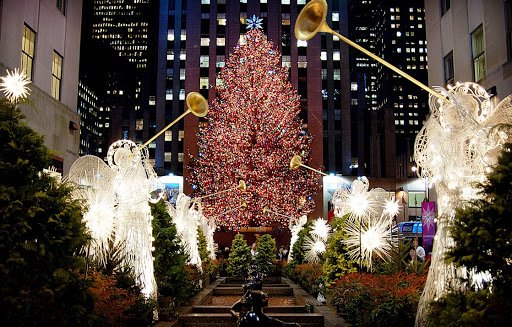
443;51;454;85
506;0;512;60
200;55;209;67
201;37;210;46
200;77;209;89
165;131;172;141
471;25;485;81
51;51;63;100
441;0;450;16
21;24;36;80
56;0;65;14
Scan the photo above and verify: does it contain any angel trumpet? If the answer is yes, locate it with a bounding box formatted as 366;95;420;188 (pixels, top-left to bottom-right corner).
295;0;445;102
290;154;328;176
141;92;208;148
195;180;247;201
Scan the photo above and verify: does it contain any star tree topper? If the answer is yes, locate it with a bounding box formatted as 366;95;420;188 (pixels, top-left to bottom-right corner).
246;15;263;30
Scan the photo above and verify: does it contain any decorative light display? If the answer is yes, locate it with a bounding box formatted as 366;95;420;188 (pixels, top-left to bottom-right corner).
303;217;331;264
169;194;203;271
303;234;327;264
414;83;512;324
188;29;319;229
287;215;308;261
68;140;161;299
0;69;30;102
332;177;395;271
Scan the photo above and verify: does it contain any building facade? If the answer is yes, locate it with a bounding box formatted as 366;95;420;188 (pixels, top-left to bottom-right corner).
0;0;82;174
425;0;512;104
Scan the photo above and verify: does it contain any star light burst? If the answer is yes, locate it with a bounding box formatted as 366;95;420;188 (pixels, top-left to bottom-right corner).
344;216;394;270
0;69;30;102
303;235;327;264
246;15;263;30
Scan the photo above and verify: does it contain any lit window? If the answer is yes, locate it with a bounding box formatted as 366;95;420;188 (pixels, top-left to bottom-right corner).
217;13;226;26
166;89;173;100
282;55;291;67
165;130;172;141
333;69;341;80
396;31;401;37
200;55;209;67
178;130;184;141
217;38;225;46
181;30;186;40
332;12;339;21
297;40;307;47
179;89;185;100
200;77;209;89
51;51;63;100
333;51;340;61
320;51;327;60
180;69;185;80
21;24;35;80
471;25;485;81
136;119;143;130
167;29;174;41
178;153;184;162
164;152;172;162
201;37;210;46
351;82;358;91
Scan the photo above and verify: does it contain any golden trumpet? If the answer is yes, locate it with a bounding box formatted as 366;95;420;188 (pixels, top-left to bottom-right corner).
195;180;247;200
289;154;327;176
141;92;208;148
295;0;445;102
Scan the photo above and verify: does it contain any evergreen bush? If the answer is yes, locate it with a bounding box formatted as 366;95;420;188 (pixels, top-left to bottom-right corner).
256;234;277;275
0;99;96;325
227;233;251;277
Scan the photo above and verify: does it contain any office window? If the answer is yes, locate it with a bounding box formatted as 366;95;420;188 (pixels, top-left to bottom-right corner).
21;24;35;80
51;51;63;100
56;0;65;14
200;55;209;67
471;25;485;81
441;0;450;15
443;51;454;85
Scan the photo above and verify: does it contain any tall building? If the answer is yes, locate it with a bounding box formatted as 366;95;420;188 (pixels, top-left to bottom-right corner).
0;0;83;174
77;79;100;156
348;0;429;179
79;0;156;158
424;0;512;104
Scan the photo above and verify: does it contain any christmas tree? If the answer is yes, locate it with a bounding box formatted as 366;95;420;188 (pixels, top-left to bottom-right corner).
188;29;319;229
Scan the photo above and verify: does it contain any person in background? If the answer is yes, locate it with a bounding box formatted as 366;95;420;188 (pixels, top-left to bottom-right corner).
251;243;258;257
413;238;426;261
409;247;417;264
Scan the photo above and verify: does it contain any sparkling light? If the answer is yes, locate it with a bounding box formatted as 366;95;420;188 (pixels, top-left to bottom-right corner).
0;69;30;102
414;83;512;324
303;235;326;264
383;198;400;218
311;217;331;241
246;15;263;30
344;216;394;271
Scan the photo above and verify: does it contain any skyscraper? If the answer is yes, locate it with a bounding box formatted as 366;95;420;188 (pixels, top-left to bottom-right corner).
349;0;429;179
79;0;156;158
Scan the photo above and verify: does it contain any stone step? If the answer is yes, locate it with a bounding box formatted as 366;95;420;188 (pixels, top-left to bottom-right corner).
216;283;291;288
213;287;294;296
191;305;309;314
182;313;324;327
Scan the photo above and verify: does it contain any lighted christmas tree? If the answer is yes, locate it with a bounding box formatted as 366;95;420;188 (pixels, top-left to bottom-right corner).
188;28;319;229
